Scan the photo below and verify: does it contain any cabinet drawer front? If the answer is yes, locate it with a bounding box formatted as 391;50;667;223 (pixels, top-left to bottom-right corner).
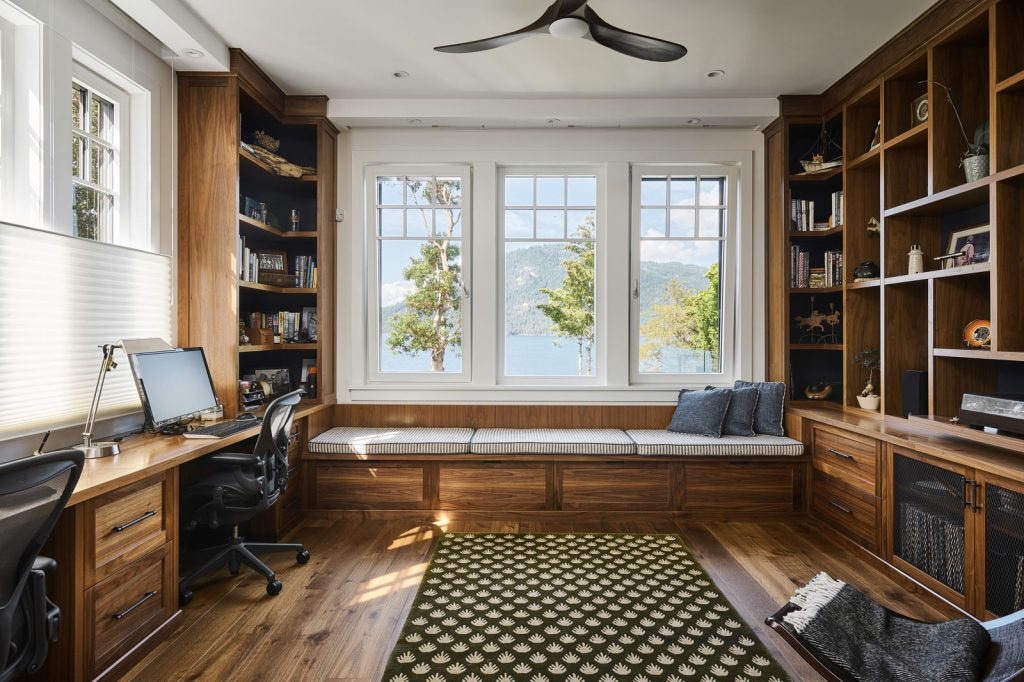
88;543;175;676
813;426;878;490
684;463;798;512
561;464;672;511
89;474;171;584
812;470;878;551
440;464;549;510
308;463;426;509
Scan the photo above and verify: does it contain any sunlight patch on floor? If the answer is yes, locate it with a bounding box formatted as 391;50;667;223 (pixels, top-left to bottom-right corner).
352;562;428;604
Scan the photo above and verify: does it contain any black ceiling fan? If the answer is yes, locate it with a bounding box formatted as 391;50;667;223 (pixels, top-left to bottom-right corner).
434;0;687;62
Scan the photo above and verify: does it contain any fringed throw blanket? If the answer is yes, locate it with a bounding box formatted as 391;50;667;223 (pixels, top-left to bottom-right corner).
782;573;991;682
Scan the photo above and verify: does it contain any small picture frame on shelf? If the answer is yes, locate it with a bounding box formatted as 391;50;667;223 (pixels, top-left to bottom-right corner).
243;196;258;219
301;306;318;341
252;368;291;396
943;225;990;269
300;358;316;382
256;250;287;273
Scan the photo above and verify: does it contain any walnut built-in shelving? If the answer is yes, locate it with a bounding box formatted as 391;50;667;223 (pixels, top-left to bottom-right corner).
768;0;1024;423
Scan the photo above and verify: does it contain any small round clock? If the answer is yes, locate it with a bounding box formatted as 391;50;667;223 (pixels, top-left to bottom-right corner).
963;319;991;348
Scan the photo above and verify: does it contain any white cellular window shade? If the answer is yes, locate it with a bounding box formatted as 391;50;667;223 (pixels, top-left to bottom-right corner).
0;221;172;439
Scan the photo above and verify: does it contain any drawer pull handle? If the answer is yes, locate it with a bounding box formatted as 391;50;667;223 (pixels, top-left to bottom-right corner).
113;510;157;533
828;500;853;515
112;591;157;620
827;448;854;461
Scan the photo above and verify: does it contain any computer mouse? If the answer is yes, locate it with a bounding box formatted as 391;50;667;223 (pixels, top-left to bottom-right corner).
235;413;258;421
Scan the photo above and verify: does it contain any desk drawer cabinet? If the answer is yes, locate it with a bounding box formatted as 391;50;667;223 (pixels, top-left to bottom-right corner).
809;424;880;551
86;474;173;584
811;425;878;494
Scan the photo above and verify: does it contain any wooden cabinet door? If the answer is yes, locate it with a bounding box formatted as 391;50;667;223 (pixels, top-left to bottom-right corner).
974;471;1024;619
886;446;976;610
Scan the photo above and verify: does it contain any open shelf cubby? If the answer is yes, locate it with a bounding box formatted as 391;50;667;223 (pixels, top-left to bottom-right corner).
883;281;929;417
884;53;928;142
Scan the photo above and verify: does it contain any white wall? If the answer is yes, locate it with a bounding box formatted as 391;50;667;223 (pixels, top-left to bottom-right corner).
337;126;766;404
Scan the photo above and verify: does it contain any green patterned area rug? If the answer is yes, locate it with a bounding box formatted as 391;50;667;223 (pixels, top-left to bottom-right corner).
383;533;790;682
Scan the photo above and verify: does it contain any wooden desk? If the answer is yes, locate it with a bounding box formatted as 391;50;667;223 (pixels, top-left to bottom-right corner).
44;402;331;681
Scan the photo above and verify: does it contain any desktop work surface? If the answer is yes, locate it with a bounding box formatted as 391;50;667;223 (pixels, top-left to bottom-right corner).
41;401;330;681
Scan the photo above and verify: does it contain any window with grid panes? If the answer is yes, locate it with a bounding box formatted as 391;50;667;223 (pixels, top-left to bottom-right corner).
71;80;118;242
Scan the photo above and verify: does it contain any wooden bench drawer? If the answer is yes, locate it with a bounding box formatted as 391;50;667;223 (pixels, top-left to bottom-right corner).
812;425;878;493
812;469;878;552
561;463;672;511
440;463;550;510
86;473;173;585
308;462;426;509
684;462;800;512
86;542;175;677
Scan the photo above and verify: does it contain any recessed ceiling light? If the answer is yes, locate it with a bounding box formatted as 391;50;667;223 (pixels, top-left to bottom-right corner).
706;69;726;78
393;70;410;79
686;118;702;125
407;118;423;125
180;48;204;58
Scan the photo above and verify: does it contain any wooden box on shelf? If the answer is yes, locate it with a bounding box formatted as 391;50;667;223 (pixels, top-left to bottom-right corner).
257;271;297;288
245;327;274;345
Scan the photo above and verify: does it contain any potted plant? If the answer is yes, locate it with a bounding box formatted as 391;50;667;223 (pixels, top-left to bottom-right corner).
929;81;989;182
853;349;881;411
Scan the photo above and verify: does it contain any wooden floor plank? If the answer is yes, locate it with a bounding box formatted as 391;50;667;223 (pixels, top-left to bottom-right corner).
124;516;957;681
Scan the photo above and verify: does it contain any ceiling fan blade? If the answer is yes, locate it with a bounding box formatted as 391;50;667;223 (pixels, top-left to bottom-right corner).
584;6;687;62
434;0;574;54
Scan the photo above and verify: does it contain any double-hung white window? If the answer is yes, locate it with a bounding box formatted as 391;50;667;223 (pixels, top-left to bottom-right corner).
367;167;471;382
71;69;124;243
630;165;738;383
500;170;600;382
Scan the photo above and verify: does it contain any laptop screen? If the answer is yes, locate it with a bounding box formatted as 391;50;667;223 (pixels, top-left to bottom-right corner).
129;347;219;428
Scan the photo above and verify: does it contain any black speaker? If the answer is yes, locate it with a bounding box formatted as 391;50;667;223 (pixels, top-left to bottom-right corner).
901;370;928;417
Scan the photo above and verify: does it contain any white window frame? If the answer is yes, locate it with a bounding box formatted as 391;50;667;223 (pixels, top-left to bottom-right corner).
365;164;472;384
0;1;41;228
629;164;740;385
497;165;605;386
0;15;12;208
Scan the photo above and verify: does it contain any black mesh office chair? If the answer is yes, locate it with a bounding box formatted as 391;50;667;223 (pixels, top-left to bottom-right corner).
0;448;84;681
179;390;310;604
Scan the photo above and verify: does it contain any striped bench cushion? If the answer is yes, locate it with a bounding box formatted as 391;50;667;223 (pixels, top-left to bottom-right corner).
308;427;474;455
627;429;805;456
470;428;636;455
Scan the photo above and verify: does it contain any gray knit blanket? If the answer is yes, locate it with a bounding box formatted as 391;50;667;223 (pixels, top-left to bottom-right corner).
782;573;991;682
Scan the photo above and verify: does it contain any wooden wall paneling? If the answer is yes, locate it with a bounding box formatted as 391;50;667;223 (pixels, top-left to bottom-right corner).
307;462;428;510
882;281;930;416
177;74;241;417
438;463;550;510
332;404;676;429
560;462;673;511
682;463;799;513
994;175;1024;351
765;120;788;383
317;121;337;404
930;10;991;194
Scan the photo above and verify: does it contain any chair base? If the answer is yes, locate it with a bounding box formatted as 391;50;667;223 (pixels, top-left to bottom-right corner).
178;527;310;605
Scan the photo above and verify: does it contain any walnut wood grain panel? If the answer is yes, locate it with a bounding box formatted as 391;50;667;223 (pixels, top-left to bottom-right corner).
812;469;879;552
86;473;172;586
683;463;798;513
560;463;672;511
308;462;427;510
177;73;241;417
333;404;676;429
86;542;175;678
439;463;551;511
883;281;930;416
316;122;338;402
811;424;879;494
765;122;789;384
994;176;1024;350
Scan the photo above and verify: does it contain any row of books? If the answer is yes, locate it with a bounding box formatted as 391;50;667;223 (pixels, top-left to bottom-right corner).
293;255;317;289
790;190;844;231
822;250;843;287
790;247;844;288
243;309;316;343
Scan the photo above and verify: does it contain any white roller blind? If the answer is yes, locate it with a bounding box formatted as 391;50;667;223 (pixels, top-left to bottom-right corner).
0;222;172;438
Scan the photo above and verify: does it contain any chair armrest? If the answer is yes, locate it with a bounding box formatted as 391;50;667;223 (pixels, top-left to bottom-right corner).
207;452;260;466
33;556;56;574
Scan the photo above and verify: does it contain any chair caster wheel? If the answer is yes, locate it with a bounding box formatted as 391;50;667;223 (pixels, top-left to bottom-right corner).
296;550;310;564
267;580;283;596
180;590;193;606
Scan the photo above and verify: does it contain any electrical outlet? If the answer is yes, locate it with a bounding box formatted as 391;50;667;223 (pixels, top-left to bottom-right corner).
335;209;344;222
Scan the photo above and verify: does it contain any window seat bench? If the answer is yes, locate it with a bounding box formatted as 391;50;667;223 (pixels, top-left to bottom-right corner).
304;426;807;514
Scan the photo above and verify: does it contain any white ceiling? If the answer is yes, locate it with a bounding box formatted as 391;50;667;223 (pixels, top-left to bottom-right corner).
178;0;933;99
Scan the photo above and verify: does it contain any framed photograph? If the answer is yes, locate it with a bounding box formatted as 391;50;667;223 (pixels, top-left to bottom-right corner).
944;225;990;269
251;368;291;396
256;250;287;273
243;197;258;219
301;358;316;382
301;306;318;341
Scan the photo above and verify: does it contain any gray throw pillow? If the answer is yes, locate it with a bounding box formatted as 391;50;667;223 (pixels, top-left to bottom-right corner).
734;380;786;436
707;385;759;437
667;388;734;438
